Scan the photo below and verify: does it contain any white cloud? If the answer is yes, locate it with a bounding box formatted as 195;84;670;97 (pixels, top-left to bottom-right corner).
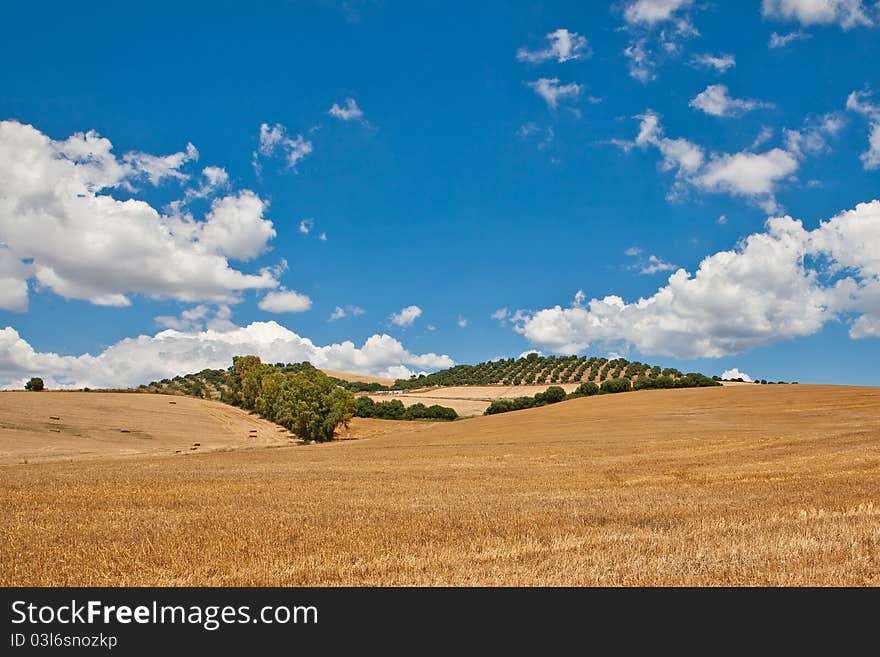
527;78;583;110
491;308;509;322
698;149;799;196
517;28;590;63
626;248;677;274
328;98;365;122
761;0;874;29
846;90;880;169
0;245;31;312
389;305;422;328
256;122;313;169
624;39;656;82
768;30;812;47
689;84;771;117
122;142;198;186
258;289;313;314
621;1;700;81
329;305;365;321
0;321;455;389
690;53;736;72
721;368;753;382
783;113;846;158
624;109;841;210
197;191;277;261
155;305;211;331
641;254;678;274
624;0;694;26
299;218;314;235
184;166;230;201
318;231;327;241
457;316;468;328
717;214;728;225
513;200;880;358
0;120;280;311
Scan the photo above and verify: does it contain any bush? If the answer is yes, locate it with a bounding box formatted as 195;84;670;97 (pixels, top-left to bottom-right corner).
573;381;600;397
24;377;44;391
535;386;566;405
600;378;632;394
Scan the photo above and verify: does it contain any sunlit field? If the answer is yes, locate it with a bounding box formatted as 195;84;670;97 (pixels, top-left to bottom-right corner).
1;385;878;586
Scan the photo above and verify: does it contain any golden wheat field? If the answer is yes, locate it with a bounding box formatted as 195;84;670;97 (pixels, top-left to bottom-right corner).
1;384;878;586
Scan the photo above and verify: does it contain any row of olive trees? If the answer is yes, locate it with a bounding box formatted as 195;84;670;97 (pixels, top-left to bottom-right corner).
221;356;356;442
483;372;721;416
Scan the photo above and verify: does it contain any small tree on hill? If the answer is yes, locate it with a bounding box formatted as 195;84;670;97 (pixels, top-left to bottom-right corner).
25;377;44;391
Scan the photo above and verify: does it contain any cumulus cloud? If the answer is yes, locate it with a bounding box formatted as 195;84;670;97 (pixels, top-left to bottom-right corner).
623;109;841;210
527;78;583;110
389;305;422;327
846;89;880;169
690;53;736;72
689;84;772;117
761;0;874;29
621;0;700;81
457;316;468;328
299;218;314;235
328;98;366;122
0;321;455;389
0;245;31;312
0;120;279;311
721;368;753;382
256;122;313;170
258;289;313;314
768;30;812;47
513;200;880;358
517;28;591;63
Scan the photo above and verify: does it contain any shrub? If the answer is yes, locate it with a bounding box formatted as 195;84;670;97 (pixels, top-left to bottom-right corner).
600;378;632;394
535;386;566;405
573;381;600;396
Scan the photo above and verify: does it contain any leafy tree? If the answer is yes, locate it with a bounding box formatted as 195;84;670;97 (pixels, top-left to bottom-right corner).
25;377;44;391
535;386;567;405
573;381;599;396
600;378;632;394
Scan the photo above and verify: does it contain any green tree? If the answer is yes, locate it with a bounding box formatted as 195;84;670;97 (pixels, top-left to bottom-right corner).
600;378;632;394
25;377;44;391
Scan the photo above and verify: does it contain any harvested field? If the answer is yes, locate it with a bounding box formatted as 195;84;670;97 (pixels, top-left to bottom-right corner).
0;392;296;464
368;383;584;416
1;385;878;586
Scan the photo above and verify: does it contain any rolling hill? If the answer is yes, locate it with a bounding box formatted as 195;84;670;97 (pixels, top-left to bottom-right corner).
2;383;877;586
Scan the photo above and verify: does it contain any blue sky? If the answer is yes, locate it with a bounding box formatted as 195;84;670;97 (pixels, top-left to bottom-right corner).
1;0;879;388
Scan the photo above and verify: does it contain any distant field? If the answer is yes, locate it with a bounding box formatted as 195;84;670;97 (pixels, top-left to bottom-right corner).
0;392;414;464
0;392;294;464
321;369;396;386
2;384;878;586
367;383;584;416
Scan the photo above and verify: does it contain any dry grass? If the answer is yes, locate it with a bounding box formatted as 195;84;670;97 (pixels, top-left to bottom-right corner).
367;383;585;417
1;385;878;586
0;392;295;464
321;369;396;386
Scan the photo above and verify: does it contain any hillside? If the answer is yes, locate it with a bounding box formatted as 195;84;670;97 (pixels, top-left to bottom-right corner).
0;391;294;463
136;353;721;401
2;384;877;586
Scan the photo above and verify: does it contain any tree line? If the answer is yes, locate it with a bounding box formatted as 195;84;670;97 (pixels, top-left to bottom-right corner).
484;373;720;416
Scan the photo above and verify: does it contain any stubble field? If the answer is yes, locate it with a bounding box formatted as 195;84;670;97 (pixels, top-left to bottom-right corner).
1;384;878;586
